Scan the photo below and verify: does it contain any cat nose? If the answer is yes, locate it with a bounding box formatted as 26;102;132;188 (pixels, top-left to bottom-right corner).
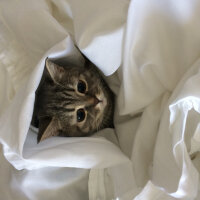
87;96;100;106
93;97;100;106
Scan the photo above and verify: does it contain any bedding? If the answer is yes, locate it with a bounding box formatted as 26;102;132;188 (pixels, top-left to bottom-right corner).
1;0;200;199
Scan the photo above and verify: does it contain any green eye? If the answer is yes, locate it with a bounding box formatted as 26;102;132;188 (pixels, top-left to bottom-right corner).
77;80;86;94
77;108;86;122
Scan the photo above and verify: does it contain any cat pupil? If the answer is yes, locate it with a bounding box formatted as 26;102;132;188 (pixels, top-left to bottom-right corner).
77;80;86;93
77;108;86;122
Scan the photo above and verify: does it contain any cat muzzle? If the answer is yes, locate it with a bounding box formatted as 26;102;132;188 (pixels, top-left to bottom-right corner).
87;96;100;107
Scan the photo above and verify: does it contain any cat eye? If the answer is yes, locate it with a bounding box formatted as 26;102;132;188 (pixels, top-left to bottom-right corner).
77;108;86;122
77;80;87;94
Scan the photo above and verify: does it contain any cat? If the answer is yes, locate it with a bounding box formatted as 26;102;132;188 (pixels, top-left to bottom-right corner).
31;57;114;143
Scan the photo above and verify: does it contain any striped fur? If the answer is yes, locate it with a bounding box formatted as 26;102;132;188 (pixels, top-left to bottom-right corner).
31;58;114;142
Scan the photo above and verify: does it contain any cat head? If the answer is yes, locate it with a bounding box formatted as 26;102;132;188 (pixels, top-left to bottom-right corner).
33;58;114;143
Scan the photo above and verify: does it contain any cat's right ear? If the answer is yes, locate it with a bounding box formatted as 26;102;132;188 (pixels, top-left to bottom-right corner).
37;117;61;143
45;58;65;83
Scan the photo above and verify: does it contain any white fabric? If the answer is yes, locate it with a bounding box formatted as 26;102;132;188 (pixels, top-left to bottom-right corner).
1;0;200;199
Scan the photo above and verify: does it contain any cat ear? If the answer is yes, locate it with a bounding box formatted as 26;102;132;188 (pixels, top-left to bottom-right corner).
37;117;60;143
45;58;65;83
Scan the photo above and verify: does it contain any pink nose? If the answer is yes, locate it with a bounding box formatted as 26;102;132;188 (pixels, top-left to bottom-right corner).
86;96;101;107
93;97;100;106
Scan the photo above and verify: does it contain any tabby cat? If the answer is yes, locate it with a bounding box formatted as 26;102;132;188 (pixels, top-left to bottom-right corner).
31;58;114;143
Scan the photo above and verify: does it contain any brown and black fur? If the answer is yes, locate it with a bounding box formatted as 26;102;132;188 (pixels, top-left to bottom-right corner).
31;58;114;143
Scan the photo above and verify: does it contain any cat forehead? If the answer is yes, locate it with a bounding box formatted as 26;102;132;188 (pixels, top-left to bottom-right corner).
63;64;98;75
61;67;99;83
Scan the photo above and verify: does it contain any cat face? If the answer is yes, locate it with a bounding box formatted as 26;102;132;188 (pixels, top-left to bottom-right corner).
32;58;114;143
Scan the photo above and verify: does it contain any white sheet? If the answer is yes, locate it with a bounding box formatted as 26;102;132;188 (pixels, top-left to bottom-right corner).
1;0;200;199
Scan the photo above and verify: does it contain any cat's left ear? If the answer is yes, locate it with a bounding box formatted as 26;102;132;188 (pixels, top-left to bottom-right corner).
45;58;65;83
37;117;61;143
